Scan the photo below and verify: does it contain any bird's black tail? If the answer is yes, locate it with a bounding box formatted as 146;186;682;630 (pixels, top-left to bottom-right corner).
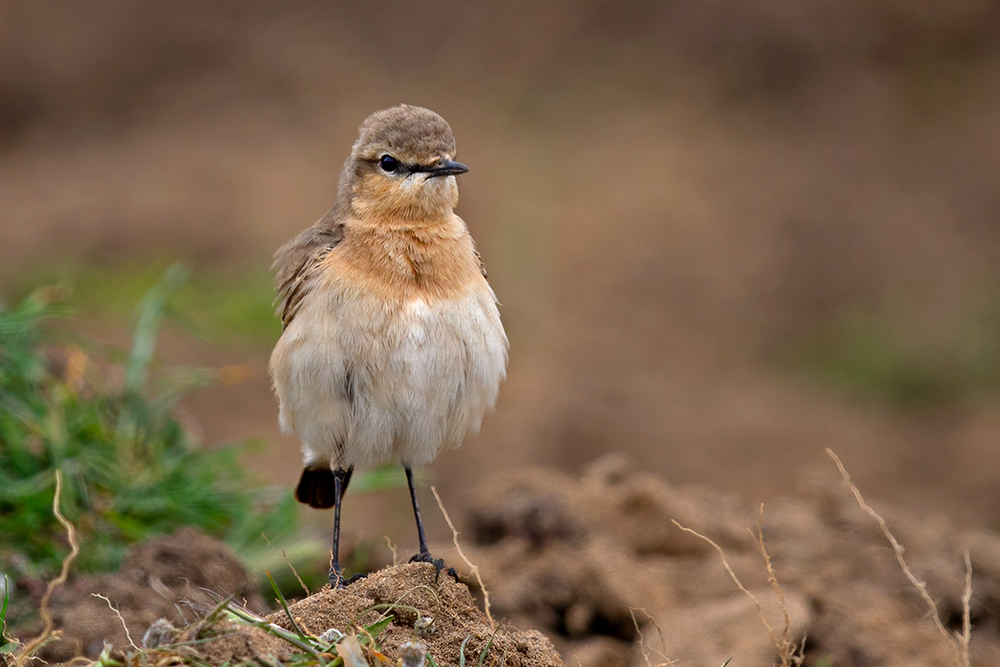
295;466;352;509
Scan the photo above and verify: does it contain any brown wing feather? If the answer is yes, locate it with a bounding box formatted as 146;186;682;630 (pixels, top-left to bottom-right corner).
273;217;345;329
473;248;488;280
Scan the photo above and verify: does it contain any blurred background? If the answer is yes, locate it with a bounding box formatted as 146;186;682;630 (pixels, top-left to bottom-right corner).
2;0;999;548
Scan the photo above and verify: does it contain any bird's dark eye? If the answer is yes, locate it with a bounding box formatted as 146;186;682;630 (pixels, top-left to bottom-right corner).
378;155;400;173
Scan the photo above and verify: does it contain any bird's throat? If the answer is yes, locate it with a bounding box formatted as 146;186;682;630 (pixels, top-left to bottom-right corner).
338;220;480;298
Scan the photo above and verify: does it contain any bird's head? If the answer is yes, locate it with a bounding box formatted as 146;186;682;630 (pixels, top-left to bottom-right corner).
341;105;468;224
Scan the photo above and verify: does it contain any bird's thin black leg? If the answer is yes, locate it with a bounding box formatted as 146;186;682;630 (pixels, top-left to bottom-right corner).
329;466;362;587
405;467;457;582
405;466;431;559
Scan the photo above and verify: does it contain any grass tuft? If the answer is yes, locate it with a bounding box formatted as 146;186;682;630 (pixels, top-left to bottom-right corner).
0;268;301;623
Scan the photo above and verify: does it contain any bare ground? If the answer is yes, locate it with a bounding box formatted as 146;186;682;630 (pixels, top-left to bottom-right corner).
15;456;1000;666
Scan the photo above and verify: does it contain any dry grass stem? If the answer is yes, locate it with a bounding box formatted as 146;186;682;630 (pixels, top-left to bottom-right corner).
376;585;441;629
91;594;138;650
16;470;80;665
384;536;399;566
961;551;972;667
628;608;676;667
430;486;494;628
749;505;802;666
672;518;802;667
327;551;343;589
826;448;971;667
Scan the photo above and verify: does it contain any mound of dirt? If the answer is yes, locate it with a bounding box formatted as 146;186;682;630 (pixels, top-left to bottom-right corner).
441;454;1000;666
266;563;561;667
20;527;266;663
78;562;562;666
19;536;561;666
175;563;561;666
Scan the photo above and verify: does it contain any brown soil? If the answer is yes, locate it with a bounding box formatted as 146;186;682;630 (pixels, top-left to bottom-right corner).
448;456;1000;666
17;528;267;662
265;564;560;667
124;562;562;667
18;456;1000;666
20;540;561;666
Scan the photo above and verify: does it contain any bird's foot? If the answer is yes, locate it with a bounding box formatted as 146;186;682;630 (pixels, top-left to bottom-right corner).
409;551;459;583
328;570;367;589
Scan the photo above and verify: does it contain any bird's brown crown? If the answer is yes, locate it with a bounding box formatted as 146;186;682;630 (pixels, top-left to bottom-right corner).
353;105;457;165
338;105;465;223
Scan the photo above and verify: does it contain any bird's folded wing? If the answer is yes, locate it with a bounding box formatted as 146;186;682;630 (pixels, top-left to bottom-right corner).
273;217;346;329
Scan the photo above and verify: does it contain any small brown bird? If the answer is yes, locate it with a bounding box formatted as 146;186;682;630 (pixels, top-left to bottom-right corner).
269;105;508;585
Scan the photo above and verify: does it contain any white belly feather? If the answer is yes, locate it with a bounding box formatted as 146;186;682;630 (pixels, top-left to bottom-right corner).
270;284;508;470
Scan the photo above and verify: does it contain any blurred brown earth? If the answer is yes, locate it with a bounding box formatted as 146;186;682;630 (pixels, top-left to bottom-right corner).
1;0;1000;539
23;458;1000;666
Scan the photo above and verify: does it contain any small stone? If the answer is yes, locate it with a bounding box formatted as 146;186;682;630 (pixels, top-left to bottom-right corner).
318;627;345;647
414;615;435;636
142;618;177;649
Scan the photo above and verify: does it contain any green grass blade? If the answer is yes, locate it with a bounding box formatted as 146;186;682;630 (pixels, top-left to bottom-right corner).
477;625;500;667
126;262;188;393
265;569;308;640
0;575;9;644
459;634;472;667
362;615;394;643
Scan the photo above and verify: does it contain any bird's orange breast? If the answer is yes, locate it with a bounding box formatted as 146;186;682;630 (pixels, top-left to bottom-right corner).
322;216;486;302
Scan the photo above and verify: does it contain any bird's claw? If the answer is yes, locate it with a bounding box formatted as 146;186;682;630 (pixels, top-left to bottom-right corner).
409;552;459;583
329;571;367;589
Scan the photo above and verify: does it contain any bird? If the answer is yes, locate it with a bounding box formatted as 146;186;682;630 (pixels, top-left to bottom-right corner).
269;104;508;586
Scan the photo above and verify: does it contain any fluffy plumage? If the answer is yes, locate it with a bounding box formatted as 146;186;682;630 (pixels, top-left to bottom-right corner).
270;104;508;478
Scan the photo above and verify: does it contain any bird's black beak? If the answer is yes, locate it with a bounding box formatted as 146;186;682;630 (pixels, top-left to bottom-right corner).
423;159;469;178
